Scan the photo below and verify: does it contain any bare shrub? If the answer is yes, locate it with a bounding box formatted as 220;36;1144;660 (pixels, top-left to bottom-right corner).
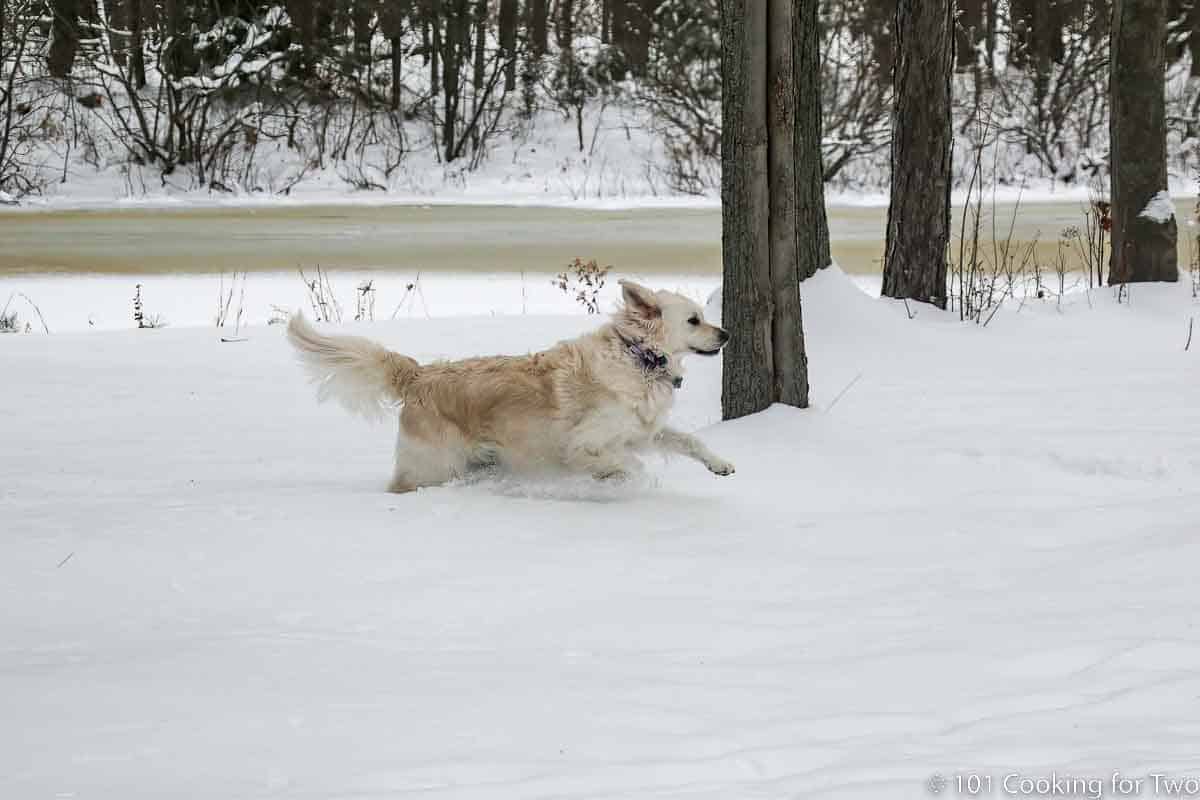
1;293;20;333
554;257;611;314
299;266;343;323
390;274;430;319
132;284;166;329
354;280;376;321
216;271;248;329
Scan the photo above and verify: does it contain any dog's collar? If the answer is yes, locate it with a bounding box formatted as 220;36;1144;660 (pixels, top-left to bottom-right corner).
618;333;681;389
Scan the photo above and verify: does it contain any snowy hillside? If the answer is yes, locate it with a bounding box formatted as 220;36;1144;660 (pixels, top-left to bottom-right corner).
3;270;1199;798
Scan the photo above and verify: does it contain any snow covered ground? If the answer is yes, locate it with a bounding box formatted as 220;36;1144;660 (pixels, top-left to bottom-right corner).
3;269;1199;799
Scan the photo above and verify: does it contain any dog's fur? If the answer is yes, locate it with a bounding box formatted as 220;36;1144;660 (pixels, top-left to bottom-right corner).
287;280;735;492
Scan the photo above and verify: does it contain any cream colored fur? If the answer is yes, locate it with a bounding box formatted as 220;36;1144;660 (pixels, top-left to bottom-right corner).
287;280;735;492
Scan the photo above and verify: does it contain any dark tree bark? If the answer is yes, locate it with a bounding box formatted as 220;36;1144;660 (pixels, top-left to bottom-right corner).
1010;0;1065;69
881;0;954;308
499;0;517;90
128;0;146;87
957;0;983;70
109;0;128;68
1109;0;1178;283
767;0;802;407
391;34;403;109
856;0;894;86
611;0;627;55
352;1;373;68
287;0;316;76
721;0;773;419
429;11;441;98
722;0;824;419
794;0;830;283
473;0;487;94
47;0;82;77
441;0;471;162
984;0;998;75
528;0;549;57
1188;0;1200;77
381;0;407;110
558;0;574;52
626;0;654;75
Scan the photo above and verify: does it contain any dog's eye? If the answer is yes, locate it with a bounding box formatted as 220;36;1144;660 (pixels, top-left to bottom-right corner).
687;315;700;326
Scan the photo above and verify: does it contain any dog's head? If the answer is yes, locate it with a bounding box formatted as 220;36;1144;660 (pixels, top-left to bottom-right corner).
616;280;730;358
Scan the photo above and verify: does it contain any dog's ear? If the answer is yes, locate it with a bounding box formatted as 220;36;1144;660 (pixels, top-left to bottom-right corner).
619;280;660;318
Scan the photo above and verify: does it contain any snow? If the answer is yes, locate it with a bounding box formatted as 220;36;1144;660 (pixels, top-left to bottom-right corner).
1139;190;1177;224
0;272;726;332
3;268;1200;798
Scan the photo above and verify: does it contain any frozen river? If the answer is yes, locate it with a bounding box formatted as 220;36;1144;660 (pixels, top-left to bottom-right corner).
4;198;1176;277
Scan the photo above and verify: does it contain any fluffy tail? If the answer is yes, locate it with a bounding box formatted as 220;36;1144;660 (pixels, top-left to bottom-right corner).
287;314;419;421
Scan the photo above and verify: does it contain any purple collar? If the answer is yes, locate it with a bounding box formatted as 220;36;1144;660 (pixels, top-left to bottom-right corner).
618;333;681;389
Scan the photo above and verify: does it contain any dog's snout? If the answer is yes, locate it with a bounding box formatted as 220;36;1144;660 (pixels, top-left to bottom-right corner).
718;328;730;343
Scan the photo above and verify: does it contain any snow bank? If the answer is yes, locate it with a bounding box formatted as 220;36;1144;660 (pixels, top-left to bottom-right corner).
3;271;1199;798
1138;190;1177;224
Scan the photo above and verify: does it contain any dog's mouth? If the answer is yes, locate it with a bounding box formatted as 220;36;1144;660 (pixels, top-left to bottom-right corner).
691;346;723;356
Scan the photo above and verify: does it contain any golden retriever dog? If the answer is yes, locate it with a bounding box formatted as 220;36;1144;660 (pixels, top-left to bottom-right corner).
287;280;735;492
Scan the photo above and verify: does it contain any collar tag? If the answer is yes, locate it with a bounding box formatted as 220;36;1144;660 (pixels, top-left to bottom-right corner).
618;331;680;389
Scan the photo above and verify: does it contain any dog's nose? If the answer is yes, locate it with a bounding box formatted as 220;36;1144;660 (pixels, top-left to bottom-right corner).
718;328;730;343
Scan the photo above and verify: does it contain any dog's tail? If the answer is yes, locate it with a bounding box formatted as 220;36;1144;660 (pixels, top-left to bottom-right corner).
287;313;420;421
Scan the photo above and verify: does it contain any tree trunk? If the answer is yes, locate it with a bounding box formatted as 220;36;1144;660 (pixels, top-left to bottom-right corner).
1109;0;1178;283
881;0;953;308
611;0;629;62
984;0;997;76
442;0;469;162
767;0;802;407
352;1;372;69
473;0;487;95
381;0;407;110
627;0;654;75
1186;0;1200;77
957;0;983;70
721;0;773;419
47;0;81;78
287;0;315;76
722;0;821;419
430;12;441;98
558;0;574;53
499;0;517;90
794;0;830;283
391;34;403;110
528;0;548;58
470;0;487;151
129;0;146;87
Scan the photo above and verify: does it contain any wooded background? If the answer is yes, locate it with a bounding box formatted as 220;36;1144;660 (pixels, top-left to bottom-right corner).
3;0;1200;199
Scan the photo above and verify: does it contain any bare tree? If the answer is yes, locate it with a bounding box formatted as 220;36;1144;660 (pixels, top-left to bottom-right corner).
881;0;954;308
1109;0;1178;283
796;0;831;281
498;0;517;90
722;0;826;419
47;0;81;77
528;0;548;58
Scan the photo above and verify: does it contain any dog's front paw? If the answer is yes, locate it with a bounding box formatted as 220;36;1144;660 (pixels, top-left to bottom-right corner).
594;467;632;483
706;459;735;476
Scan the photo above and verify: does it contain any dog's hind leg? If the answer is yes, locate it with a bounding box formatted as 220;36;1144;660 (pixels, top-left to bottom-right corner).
387;411;469;493
388;433;468;493
654;426;736;476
